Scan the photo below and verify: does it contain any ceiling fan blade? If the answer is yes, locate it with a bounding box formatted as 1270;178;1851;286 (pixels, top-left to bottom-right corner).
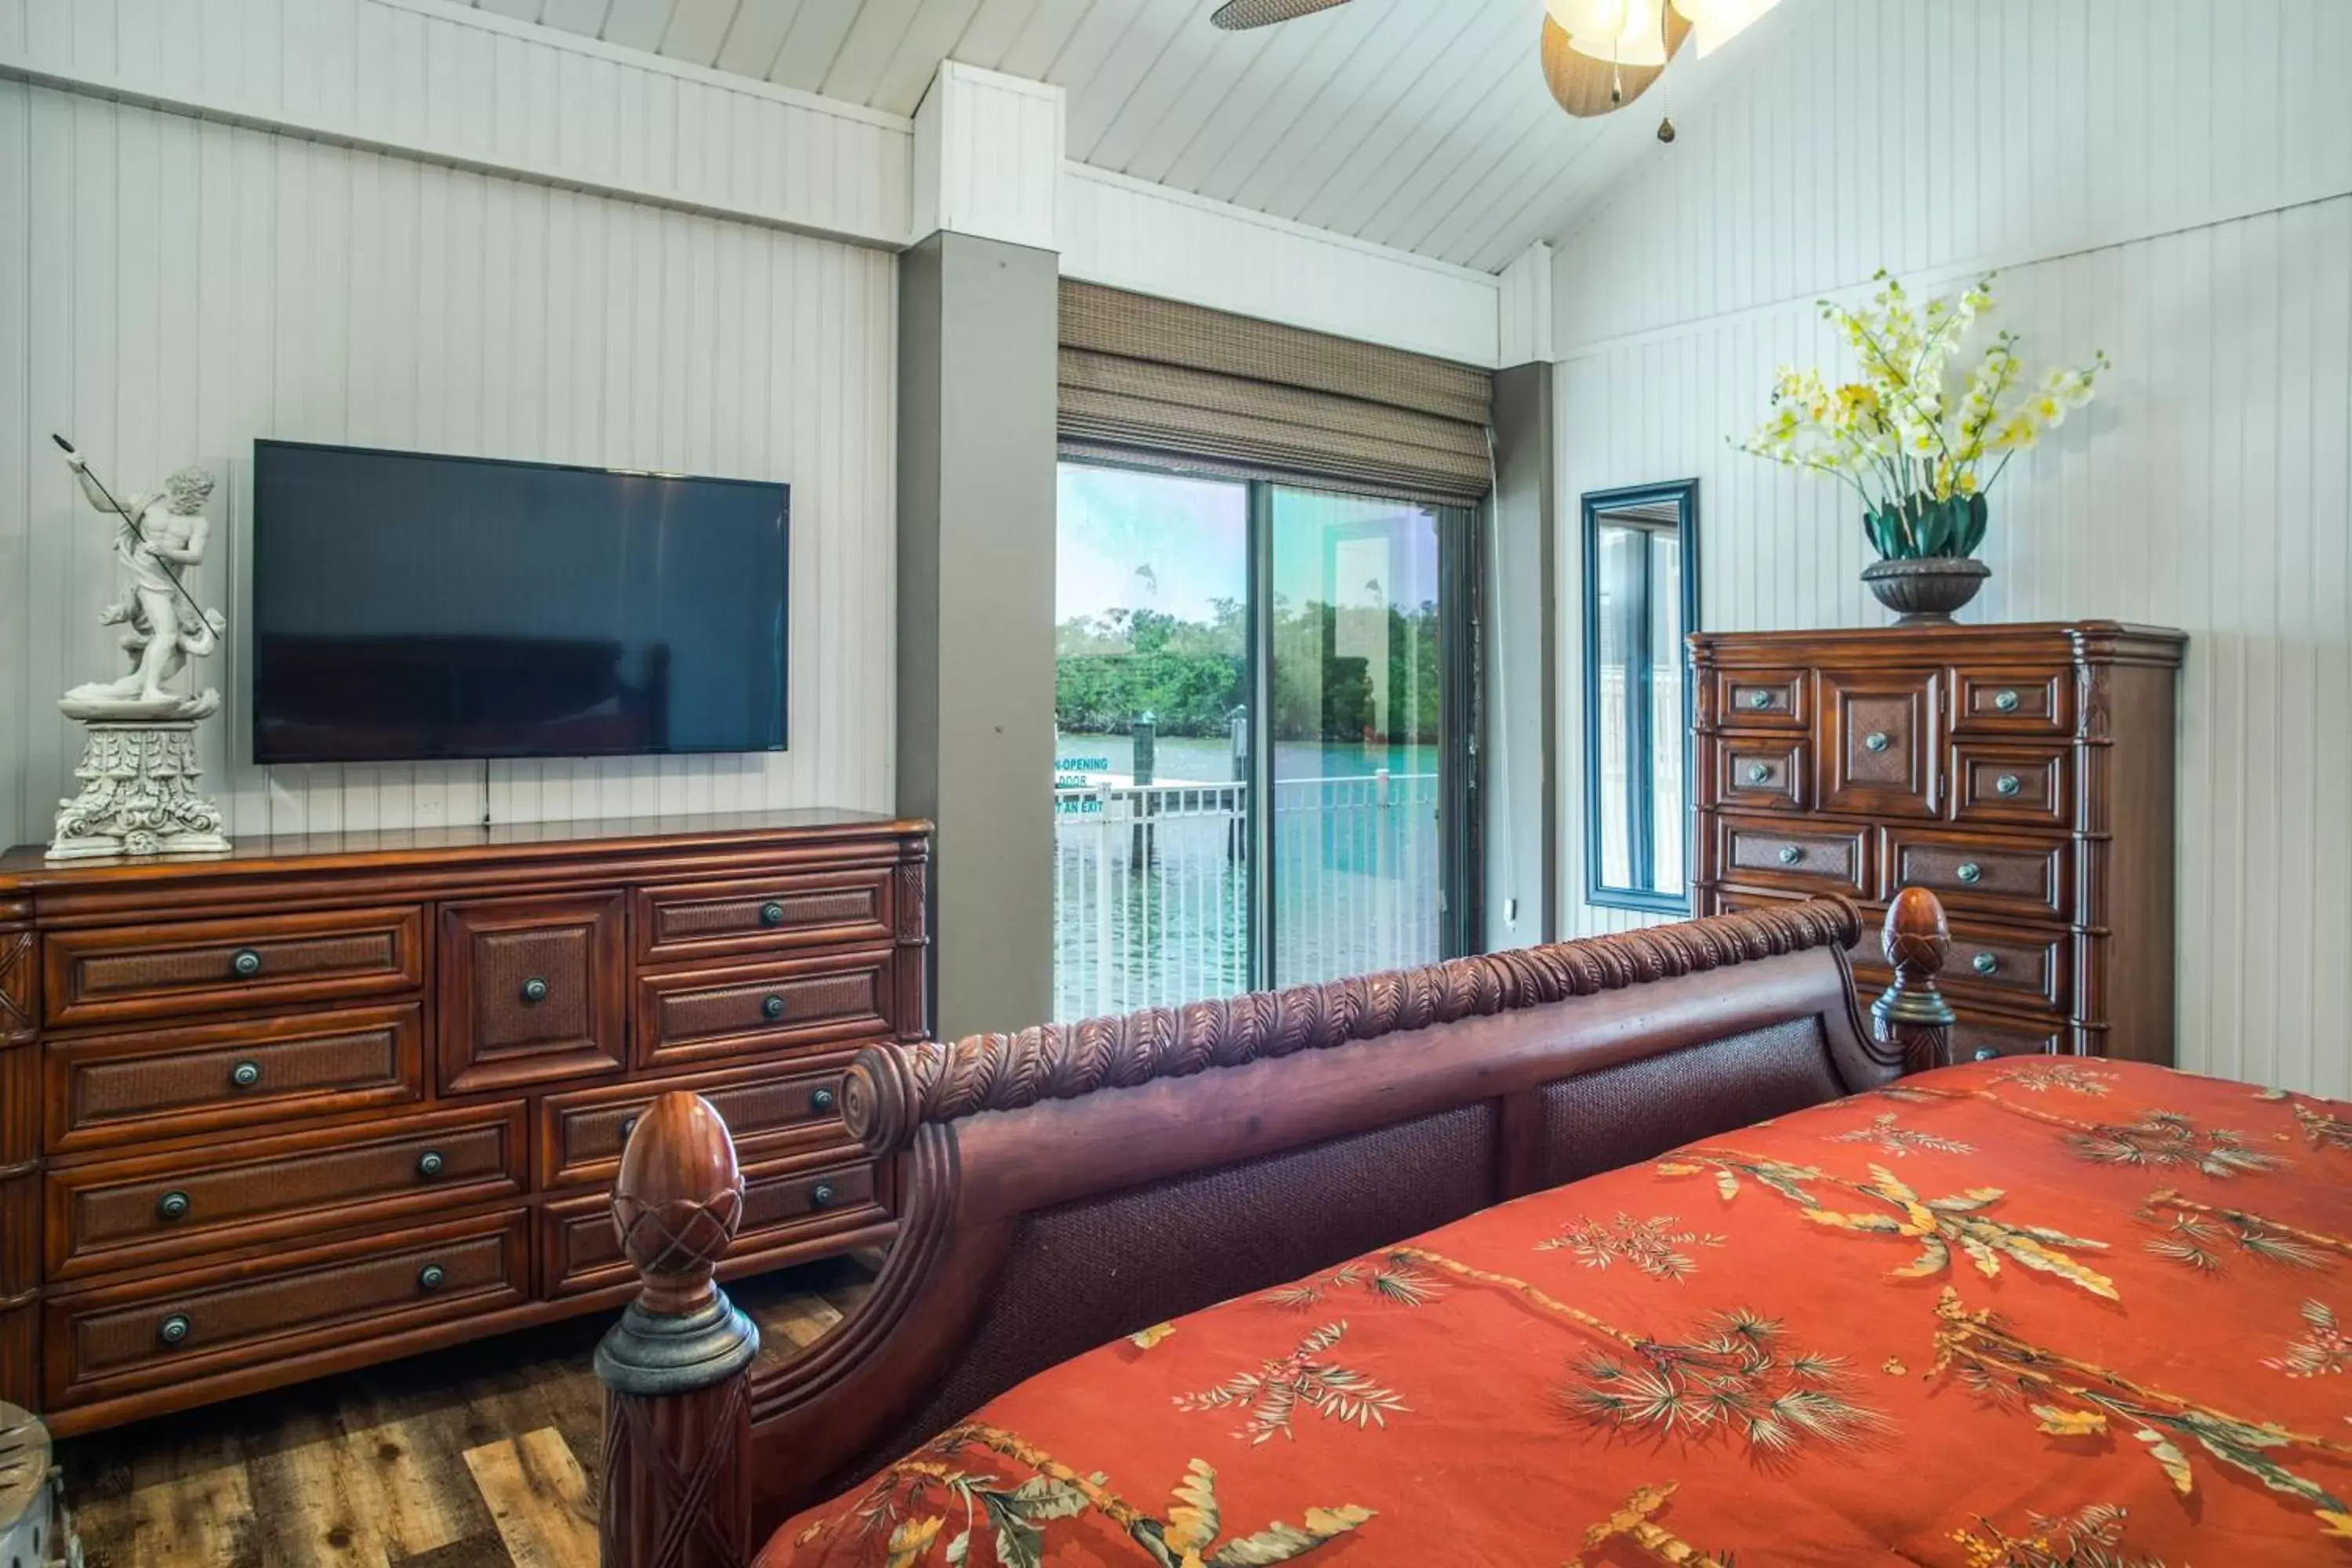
1210;0;1353;31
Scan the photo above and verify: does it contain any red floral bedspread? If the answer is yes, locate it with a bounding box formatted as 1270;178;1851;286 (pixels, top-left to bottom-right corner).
763;1058;2352;1566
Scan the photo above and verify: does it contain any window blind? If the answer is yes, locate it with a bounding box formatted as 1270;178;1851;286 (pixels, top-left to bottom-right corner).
1057;281;1495;506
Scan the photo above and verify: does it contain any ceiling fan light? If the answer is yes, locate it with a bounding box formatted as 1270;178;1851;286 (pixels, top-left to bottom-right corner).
1566;0;1668;68
1544;0;1630;37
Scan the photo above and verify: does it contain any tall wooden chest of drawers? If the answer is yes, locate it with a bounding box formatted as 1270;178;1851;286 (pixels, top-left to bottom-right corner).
1690;622;2184;1065
0;810;929;1434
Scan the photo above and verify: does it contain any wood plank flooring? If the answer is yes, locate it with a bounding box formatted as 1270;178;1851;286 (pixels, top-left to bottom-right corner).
55;1256;876;1568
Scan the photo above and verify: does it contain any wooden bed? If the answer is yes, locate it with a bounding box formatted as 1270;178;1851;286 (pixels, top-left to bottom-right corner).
587;889;1959;1566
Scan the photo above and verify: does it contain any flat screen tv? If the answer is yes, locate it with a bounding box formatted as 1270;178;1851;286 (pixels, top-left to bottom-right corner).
251;441;789;764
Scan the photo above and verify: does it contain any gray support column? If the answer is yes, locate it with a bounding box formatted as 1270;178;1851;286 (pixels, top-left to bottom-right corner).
1484;361;1558;950
897;232;1058;1036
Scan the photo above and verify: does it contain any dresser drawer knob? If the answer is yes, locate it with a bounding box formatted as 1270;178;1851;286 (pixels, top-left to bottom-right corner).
811;1087;837;1115
762;994;786;1021
1862;730;1891;753
158;1313;191;1345
1955;862;1984;884
157;1190;191;1222
417;1263;446;1292
1746;689;1773;710
416;1149;446;1180
1973;1047;2000;1062
1993;688;2022;713
1777;845;1803;866
1745;762;1772;784
1972;953;1999;975
759;901;787;927
808;1182;837;1210
230;1060;262;1089
231;948;263;978
521;976;550;1004
1994;773;2024;797
619;1115;639;1144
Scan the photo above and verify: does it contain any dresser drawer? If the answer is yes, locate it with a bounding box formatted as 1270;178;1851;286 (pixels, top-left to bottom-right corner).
1951;666;2071;735
42;907;425;1030
1951;1012;2067;1061
1850;916;2067;1017
635;869;895;967
1715;735;1807;811
44;1004;425;1156
1949;742;2069;829
438;893;627;1094
47;1102;526;1281
46;1209;530;1410
1715;817;1870;897
539;1156;887;1298
633;948;895;1073
539;1057;856;1190
1820;668;1941;818
1886;829;2069;922
1712;668;1808;728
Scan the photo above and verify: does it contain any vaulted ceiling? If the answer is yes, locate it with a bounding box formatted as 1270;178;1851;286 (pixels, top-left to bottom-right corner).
463;0;1698;274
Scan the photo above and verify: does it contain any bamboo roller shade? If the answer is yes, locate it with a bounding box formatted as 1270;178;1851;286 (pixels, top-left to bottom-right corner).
1058;281;1494;506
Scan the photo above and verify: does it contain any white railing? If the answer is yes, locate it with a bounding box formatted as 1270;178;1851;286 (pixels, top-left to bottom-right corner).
1051;772;1440;1023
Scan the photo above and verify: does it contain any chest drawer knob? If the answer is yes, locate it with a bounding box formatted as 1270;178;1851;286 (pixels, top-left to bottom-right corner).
1972;953;1999;975
1777;845;1803;866
759;901;787;927
1862;730;1891;753
1973;1047;2000;1062
762;994;786;1021
811;1087;837;1115
619;1115;639;1144
1746;689;1773;710
158;1313;191;1345
231;948;263;978
156;1190;191;1221
1955;862;1984;884
1745;762;1772;784
230;1059;262;1089
417;1263;445;1292
808;1182;837;1210
520;976;550;1004
416;1149;445;1179
1994;773;2024;797
1994;688;2022;713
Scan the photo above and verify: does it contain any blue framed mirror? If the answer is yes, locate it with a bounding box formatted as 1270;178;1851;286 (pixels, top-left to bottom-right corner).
1581;481;1700;915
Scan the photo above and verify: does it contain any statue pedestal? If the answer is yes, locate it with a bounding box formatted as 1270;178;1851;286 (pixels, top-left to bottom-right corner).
48;722;231;862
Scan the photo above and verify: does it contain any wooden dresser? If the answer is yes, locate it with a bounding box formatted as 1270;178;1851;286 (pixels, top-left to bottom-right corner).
1690;622;2184;1065
0;810;928;1434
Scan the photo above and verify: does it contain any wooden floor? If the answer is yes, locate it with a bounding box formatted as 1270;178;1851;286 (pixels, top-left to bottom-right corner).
54;1256;876;1568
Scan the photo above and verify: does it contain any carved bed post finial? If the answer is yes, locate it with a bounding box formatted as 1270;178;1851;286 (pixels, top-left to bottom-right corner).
1874;887;1958;1074
596;1093;758;1568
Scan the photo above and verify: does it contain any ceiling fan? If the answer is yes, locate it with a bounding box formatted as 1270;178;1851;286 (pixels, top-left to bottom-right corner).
1209;0;1780;119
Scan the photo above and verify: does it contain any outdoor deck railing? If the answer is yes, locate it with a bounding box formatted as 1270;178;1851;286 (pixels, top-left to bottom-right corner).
1051;772;1441;1022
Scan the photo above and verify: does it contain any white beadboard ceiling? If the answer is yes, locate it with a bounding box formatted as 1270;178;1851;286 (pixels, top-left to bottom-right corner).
459;0;1709;274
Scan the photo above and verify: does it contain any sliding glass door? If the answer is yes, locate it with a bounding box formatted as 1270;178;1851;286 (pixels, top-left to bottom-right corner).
1053;461;1475;1021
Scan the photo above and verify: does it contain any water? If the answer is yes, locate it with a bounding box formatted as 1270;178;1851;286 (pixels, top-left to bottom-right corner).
1054;733;1442;786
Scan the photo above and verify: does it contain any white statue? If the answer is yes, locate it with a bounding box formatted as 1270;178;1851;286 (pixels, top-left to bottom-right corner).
59;451;228;722
47;439;231;860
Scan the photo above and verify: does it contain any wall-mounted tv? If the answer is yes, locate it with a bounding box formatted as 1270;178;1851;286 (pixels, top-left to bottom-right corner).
251;441;789;765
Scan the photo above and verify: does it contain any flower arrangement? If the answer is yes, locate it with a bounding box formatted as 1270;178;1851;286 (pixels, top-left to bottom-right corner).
1737;270;2107;561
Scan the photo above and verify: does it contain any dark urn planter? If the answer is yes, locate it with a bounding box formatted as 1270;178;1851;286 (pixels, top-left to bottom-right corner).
1861;556;1990;624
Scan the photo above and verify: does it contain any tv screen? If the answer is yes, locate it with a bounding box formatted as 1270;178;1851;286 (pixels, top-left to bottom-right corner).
251;441;789;765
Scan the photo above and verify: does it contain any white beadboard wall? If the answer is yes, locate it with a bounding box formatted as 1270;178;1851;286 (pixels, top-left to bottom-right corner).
1548;0;2352;1094
0;78;899;844
0;0;914;249
1060;163;1502;368
912;61;1062;254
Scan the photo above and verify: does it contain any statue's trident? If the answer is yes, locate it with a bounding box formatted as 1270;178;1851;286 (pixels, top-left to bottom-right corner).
51;432;213;629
